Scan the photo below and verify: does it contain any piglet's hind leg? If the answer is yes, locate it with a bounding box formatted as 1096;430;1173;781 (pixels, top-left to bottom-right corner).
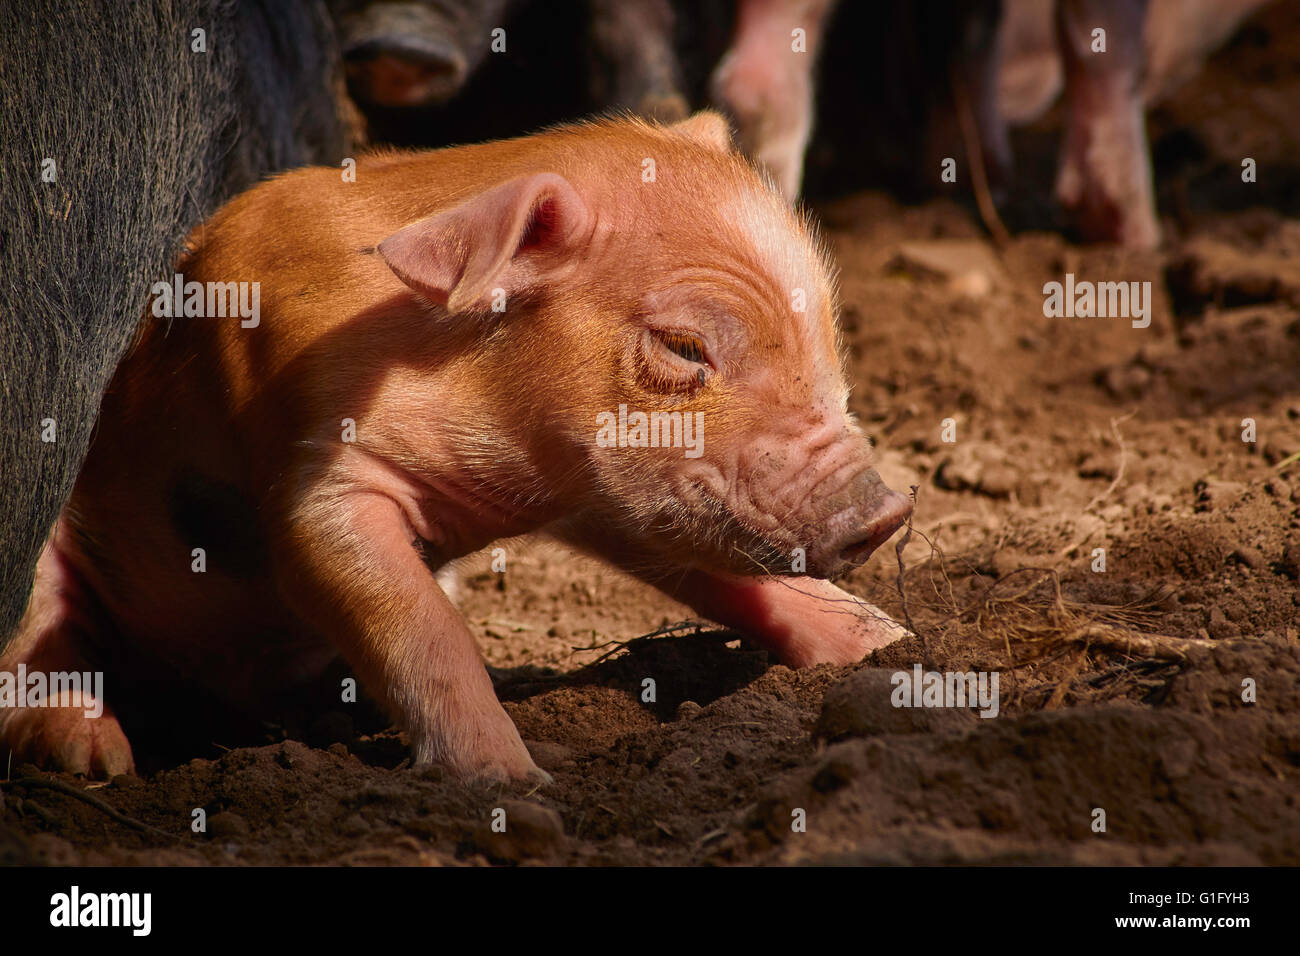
0;527;134;778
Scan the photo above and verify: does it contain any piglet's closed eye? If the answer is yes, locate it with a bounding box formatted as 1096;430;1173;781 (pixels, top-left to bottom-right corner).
378;172;592;314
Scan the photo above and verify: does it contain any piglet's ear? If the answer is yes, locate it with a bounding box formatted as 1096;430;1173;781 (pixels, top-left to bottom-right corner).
670;111;733;153
378;172;591;314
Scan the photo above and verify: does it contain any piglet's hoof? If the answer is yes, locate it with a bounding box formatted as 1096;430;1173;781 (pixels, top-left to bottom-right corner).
418;706;554;786
0;691;135;779
673;572;909;669
768;588;911;668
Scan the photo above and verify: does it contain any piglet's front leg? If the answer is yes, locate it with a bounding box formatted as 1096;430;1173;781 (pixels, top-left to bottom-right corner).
274;480;546;784
660;570;909;668
561;526;907;667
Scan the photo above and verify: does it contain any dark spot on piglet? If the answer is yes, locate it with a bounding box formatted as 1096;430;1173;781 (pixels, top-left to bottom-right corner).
167;468;267;579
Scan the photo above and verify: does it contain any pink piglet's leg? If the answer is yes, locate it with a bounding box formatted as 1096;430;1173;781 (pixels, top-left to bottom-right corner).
554;522;907;668
656;569;909;668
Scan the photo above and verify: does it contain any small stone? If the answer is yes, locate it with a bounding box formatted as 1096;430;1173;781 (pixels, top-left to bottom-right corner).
676;700;704;720
480;801;565;863
1207;607;1239;640
1100;503;1126;523
1194;479;1245;513
1229;546;1266;570
1280;541;1300;580
934;442;1011;498
979;466;1017;498
207;812;250;840
1100;363;1152;398
975;790;1020;830
525;740;574;771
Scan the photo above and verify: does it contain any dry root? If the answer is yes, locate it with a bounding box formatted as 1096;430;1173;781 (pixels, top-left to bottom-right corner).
966;567;1216;664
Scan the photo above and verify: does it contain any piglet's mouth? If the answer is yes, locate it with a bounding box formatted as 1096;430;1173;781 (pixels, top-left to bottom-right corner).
819;488;913;576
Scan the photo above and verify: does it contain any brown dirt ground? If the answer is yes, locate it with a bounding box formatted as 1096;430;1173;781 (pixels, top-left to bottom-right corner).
3;3;1299;867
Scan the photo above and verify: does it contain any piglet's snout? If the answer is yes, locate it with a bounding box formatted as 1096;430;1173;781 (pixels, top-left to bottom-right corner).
806;469;912;578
